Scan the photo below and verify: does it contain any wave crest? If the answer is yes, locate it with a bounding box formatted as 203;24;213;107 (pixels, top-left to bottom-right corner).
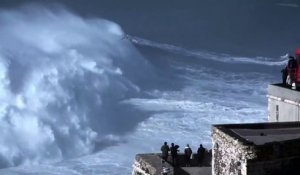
0;5;147;168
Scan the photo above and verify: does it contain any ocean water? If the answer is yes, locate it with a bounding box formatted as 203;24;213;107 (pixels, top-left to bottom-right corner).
0;0;299;174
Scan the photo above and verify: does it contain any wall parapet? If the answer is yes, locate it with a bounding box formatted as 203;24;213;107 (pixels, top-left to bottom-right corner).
212;122;300;175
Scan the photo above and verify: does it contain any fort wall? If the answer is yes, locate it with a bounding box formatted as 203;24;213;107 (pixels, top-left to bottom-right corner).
212;123;300;175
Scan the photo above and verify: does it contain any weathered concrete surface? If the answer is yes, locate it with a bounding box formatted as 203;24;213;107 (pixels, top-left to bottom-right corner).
181;167;211;175
268;84;300;122
247;157;300;175
231;127;300;145
212;122;300;175
133;153;174;175
212;126;256;175
132;153;212;175
268;84;300;102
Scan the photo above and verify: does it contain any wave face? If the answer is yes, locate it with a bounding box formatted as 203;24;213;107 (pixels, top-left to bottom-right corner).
0;5;150;168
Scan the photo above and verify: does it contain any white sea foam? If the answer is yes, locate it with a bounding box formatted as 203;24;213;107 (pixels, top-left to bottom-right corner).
275;3;300;8
0;5;147;168
126;35;287;66
123;64;268;151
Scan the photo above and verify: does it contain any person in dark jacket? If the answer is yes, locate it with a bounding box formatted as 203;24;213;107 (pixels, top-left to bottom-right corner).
170;143;179;166
286;56;297;86
184;144;192;167
161;142;170;161
281;66;288;85
197;144;205;166
282;56;297;86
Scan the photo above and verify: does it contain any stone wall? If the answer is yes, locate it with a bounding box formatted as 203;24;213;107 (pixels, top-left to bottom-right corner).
247;157;300;175
247;139;300;175
212;125;300;175
132;154;174;175
212;126;257;175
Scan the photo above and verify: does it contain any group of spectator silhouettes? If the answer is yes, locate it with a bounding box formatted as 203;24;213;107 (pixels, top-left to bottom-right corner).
160;142;207;167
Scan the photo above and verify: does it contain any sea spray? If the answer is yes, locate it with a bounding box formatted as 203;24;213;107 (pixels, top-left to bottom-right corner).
0;5;150;168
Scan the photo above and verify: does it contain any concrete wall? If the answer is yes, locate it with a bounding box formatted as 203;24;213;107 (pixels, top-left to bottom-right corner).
132;153;212;175
268;97;300;122
247;157;300;175
268;84;300;122
212;124;300;175
246;139;300;175
132;154;174;175
212;127;256;175
268;84;300;102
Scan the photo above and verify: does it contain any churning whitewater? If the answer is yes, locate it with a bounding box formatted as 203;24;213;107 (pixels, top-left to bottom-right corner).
0;3;283;175
0;5;150;168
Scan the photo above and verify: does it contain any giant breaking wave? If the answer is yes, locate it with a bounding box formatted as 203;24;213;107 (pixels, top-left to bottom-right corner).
0;5;150;168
